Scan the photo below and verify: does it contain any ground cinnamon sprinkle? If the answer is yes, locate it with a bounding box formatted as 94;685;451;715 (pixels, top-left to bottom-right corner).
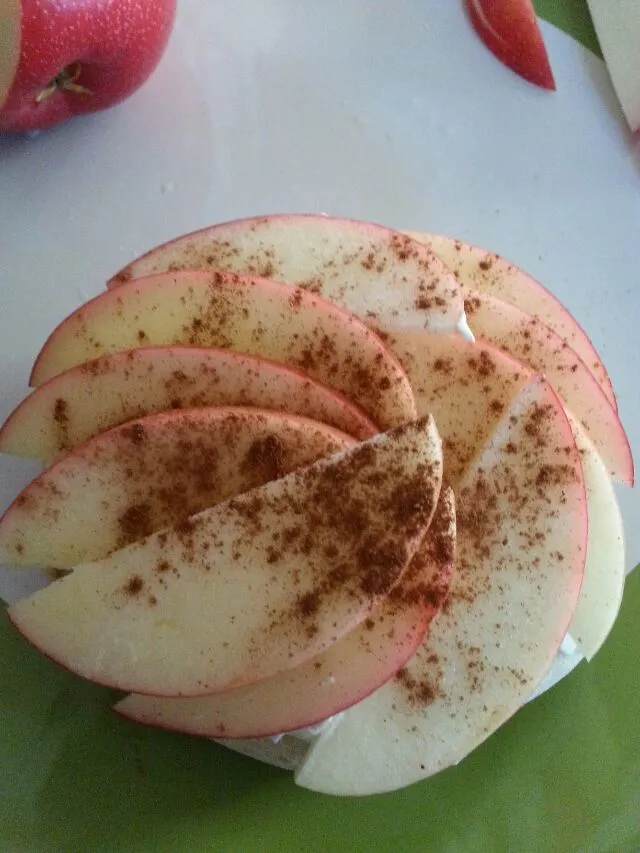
432;357;453;374
103;414;441;675
263;420;442;639
53;398;69;425
297;591;321;617
117;502;153;548
83;411;349;564
394;666;438;708
120;422;146;444
146;271;405;425
53;397;70;449
241;434;286;482
387;489;456;707
123;574;144;596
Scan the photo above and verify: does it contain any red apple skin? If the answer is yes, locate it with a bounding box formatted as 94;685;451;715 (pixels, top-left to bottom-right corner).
465;0;556;91
0;0;177;133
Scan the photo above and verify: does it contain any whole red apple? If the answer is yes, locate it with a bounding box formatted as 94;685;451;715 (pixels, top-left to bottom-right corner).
0;0;177;133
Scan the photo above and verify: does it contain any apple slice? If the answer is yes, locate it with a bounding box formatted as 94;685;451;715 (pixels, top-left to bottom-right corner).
384;328;531;483
465;0;555;90
114;488;455;739
296;378;587;795
587;0;640;132
0;0;20;109
0;407;356;569
389;328;624;659
106;214;468;337
8;416;443;697
461;288;633;485
407;231;617;409
525;415;627;702
0;346;376;462
565;414;625;661
29;271;416;431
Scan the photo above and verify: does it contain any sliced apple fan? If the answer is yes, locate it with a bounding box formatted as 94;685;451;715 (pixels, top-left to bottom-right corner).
0;217;631;797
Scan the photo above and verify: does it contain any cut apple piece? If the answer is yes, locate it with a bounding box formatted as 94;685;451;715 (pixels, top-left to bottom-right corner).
587;0;640;132
0;0;20;109
465;0;555;90
527;416;627;700
0;407;355;570
106;214;467;336
114;488;455;739
0;346;375;462
29;271;416;431
461;288;633;485
407;231;617;409
565;414;625;661
385;328;531;483
8;416;443;697
296;378;587;795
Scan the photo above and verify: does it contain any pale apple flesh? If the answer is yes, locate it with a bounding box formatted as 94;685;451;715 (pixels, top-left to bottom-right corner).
523;414;626;701
0;0;20;109
0;407;355;570
295;377;587;795
29;271;417;431
461;288;633;485
106;214;467;337
409;231;617;409
8;417;444;697
564;414;625;661
0;346;376;462
384;328;531;484
215;348;625;766
114;488;456;739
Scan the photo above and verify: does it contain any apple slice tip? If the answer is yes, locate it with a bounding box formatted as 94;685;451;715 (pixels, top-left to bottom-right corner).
465;0;556;91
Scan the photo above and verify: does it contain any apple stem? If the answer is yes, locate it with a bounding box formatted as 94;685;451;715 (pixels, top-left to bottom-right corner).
35;63;93;105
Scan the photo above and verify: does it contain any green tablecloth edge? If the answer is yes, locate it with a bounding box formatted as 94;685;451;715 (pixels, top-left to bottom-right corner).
535;0;602;58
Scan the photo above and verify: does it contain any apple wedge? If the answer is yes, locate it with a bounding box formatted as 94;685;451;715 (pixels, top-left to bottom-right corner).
525;415;626;702
114;488;455;739
465;0;555;90
587;0;640;132
296;377;587;795
565;414;625;661
29;271;416;431
384;328;531;483
0;407;356;569
106;214;468;337
0;346;375;462
407;232;617;409
388;329;624;660
461;288;633;485
8;416;444;697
